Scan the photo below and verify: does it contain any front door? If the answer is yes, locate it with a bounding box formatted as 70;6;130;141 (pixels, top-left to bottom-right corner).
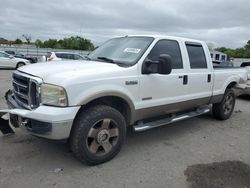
138;39;189;119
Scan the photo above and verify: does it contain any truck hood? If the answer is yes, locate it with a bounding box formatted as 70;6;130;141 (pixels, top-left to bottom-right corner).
18;60;126;85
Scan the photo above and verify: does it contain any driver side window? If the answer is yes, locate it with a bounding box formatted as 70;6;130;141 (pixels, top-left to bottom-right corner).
147;40;183;69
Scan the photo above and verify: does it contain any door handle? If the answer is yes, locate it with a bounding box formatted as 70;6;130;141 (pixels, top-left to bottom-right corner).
179;75;188;85
207;74;211;83
183;75;188;85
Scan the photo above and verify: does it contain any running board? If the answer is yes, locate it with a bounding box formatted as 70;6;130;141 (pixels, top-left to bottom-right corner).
133;106;210;132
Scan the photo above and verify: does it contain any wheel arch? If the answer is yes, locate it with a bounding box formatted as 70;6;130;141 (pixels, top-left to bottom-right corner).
223;76;239;93
75;93;136;126
226;81;237;89
16;61;25;69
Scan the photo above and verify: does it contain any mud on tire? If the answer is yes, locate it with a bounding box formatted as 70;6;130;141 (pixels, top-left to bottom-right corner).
212;88;236;120
70;105;126;165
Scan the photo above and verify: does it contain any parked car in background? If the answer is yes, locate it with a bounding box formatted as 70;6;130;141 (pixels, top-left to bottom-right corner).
4;51;38;63
47;52;86;61
213;61;234;68
240;62;250;95
4;50;15;55
0;51;30;69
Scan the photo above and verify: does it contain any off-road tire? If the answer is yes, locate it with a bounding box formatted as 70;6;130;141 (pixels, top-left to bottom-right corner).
70;105;126;165
212;88;236;120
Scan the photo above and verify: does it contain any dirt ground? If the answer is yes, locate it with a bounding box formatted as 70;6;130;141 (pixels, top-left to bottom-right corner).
185;160;250;188
0;69;250;188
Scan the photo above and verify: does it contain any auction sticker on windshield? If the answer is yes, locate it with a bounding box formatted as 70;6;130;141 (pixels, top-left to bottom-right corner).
124;48;141;53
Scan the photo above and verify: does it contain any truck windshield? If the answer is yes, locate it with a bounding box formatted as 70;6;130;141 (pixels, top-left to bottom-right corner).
87;36;154;66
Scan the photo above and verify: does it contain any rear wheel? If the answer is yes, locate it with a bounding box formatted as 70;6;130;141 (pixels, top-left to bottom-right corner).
212;88;236;120
16;62;25;69
70;105;126;165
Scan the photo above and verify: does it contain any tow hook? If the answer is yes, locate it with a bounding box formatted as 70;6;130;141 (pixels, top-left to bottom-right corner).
0;113;15;135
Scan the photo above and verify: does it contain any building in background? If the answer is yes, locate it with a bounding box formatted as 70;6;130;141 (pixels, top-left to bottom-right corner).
210;50;227;63
0;37;9;45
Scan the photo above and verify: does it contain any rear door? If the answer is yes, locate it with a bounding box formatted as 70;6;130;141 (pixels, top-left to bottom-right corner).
184;42;213;103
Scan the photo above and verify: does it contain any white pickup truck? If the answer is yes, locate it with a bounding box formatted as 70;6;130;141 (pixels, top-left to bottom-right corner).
0;35;248;165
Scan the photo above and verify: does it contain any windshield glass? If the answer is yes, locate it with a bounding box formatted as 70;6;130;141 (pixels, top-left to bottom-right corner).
88;36;154;65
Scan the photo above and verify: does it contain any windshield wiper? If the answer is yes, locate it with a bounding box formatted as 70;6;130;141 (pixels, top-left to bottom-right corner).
97;56;129;67
97;56;115;63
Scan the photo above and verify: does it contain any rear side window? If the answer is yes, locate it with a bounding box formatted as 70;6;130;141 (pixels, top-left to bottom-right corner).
66;54;74;59
186;43;207;69
55;53;65;58
74;54;84;60
147;40;183;69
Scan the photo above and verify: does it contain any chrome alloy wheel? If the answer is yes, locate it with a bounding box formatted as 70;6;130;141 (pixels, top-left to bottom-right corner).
86;119;119;156
223;94;234;115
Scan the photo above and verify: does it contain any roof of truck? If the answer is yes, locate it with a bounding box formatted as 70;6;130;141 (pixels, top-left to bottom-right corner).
126;35;204;43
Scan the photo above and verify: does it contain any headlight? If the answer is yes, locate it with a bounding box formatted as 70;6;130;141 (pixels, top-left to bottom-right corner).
41;84;68;107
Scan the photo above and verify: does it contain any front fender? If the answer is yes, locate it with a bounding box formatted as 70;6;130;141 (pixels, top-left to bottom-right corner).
69;85;137;123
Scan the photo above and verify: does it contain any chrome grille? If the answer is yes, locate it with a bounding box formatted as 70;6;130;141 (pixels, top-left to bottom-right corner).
12;71;42;109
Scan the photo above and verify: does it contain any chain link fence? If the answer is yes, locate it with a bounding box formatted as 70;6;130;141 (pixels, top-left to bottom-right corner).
0;45;90;57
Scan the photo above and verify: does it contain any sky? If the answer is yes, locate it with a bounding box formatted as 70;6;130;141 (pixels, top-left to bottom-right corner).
0;0;249;48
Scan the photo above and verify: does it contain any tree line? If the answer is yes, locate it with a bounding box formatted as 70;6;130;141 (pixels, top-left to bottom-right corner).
12;36;95;51
11;37;250;58
215;40;250;58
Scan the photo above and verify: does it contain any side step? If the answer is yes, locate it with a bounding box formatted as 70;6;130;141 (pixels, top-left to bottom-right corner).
133;106;210;132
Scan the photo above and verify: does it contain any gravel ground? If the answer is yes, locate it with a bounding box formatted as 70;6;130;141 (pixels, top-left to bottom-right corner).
0;69;250;188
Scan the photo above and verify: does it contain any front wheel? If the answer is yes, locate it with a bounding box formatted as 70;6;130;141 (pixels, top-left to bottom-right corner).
212;88;236;120
70;105;126;165
16;62;25;69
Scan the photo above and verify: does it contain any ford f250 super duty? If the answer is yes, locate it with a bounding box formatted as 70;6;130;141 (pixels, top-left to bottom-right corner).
0;35;248;165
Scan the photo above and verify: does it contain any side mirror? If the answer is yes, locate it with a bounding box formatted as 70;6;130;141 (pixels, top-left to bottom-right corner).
9;55;14;59
142;54;172;75
158;54;172;75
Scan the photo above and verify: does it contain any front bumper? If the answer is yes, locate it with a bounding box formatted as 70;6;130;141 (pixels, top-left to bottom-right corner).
0;90;80;140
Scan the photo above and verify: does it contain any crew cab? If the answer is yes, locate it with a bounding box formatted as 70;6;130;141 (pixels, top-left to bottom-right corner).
0;35;248;165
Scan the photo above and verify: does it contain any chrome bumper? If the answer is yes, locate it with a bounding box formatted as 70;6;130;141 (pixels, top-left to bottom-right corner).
1;90;80;140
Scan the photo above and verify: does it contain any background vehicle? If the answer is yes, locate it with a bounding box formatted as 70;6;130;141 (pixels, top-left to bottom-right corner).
0;35;247;165
4;50;15;55
4;51;38;63
213;61;234;68
228;60;250;95
240;63;250;94
0;51;30;69
47;52;86;61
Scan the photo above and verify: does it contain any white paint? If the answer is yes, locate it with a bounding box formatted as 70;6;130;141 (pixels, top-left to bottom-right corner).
10;35;248;139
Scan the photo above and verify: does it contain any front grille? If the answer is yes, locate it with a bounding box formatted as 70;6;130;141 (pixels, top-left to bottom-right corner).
12;72;41;109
